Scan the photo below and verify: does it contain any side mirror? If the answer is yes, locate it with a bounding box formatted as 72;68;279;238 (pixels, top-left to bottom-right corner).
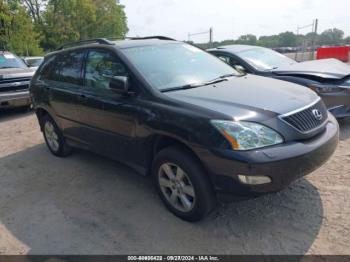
104;75;132;95
234;65;246;74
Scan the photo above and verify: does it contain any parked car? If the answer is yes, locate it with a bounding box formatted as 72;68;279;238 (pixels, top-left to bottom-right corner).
0;51;35;109
23;56;44;69
208;45;350;118
30;37;339;221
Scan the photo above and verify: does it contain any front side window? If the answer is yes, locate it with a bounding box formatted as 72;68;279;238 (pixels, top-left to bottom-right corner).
121;43;238;91
217;55;231;64
85;50;127;90
217;54;242;67
236;47;295;71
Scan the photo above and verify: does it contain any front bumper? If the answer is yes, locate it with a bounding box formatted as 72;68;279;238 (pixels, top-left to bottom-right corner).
321;90;350;118
0;90;31;109
195;114;339;199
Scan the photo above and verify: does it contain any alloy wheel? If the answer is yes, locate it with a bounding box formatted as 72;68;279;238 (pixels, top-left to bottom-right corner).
44;121;60;152
158;163;196;212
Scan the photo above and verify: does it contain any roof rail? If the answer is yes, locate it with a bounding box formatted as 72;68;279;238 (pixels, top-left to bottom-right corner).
57;38;113;50
127;36;176;41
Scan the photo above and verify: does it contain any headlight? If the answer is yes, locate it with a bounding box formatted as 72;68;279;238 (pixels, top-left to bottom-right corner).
211;120;284;151
309;84;344;93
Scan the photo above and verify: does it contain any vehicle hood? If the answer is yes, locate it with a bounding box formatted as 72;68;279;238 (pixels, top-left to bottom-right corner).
166;74;318;120
272;58;350;80
0;67;35;79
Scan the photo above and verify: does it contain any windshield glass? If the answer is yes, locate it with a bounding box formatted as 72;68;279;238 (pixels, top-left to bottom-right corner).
0;53;28;69
237;47;296;71
122;43;238;90
25;58;44;67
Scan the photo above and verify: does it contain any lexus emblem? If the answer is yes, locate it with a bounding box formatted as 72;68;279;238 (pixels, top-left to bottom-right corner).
312;109;323;121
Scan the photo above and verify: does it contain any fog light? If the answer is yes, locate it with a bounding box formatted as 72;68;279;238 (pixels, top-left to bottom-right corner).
238;175;272;185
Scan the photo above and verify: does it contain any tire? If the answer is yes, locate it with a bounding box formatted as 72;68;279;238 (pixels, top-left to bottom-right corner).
41;114;72;157
152;145;216;222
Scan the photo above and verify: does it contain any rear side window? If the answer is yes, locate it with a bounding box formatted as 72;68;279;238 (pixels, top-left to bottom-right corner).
40;50;85;85
60;51;84;85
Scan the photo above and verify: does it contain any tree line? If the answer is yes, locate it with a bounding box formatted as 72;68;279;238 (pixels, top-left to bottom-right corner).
2;0;350;56
0;0;128;56
194;28;350;50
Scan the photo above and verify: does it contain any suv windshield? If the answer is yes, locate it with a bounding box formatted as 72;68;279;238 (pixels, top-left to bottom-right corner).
0;53;28;69
237;47;296;71
122;43;238;90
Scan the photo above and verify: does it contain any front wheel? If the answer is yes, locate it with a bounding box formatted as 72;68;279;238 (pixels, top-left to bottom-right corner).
152;146;216;222
41;114;72;157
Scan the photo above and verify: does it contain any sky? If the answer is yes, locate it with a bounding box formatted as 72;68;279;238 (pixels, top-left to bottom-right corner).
120;0;350;42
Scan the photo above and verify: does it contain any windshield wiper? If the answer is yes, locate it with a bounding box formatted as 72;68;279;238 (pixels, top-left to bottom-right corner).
161;79;225;93
161;74;237;93
0;66;18;69
218;73;238;78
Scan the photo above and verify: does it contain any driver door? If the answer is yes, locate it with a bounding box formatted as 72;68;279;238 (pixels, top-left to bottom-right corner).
76;49;138;159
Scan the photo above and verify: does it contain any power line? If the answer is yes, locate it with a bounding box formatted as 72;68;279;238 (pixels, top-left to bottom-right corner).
187;27;213;47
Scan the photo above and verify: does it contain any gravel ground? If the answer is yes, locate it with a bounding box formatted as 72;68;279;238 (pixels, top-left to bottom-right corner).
0;109;349;255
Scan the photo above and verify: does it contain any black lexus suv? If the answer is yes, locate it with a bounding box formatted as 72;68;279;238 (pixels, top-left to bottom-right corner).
1;51;34;109
30;37;339;221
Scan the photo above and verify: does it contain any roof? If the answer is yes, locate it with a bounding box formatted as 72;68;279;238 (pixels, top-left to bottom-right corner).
47;38;181;57
112;39;180;49
208;44;262;53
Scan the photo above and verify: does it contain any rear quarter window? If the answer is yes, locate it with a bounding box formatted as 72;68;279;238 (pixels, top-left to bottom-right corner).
40;55;59;80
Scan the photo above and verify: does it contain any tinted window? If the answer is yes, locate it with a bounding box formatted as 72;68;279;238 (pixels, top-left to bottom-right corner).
40;51;84;85
59;51;84;85
40;55;60;81
121;43;238;91
85;50;127;90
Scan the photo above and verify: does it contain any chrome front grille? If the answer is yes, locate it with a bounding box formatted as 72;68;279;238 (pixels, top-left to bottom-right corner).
280;99;328;133
0;77;31;84
0;77;31;92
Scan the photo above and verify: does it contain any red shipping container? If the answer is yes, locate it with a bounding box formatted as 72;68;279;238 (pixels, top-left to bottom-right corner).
316;46;350;62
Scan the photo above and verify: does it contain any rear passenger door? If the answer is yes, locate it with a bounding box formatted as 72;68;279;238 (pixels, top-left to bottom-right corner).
39;50;85;138
77;49;138;159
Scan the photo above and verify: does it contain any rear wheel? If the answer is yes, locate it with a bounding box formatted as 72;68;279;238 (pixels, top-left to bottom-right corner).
152;146;216;222
41;114;72;157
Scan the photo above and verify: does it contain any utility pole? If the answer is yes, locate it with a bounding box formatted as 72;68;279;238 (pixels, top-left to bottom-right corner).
295;20;315;61
209;27;213;48
312;18;318;60
187;27;213;47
